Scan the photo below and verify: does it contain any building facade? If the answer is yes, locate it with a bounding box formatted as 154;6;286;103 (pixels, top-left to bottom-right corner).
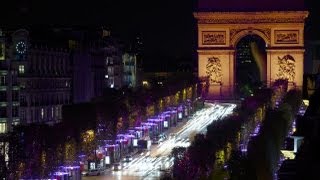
0;28;72;132
122;52;137;88
71;30;126;103
16;29;71;125
0;27;140;131
104;37;124;90
0;29;22;133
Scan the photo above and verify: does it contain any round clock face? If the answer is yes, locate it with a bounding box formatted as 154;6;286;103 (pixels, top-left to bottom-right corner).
16;41;27;54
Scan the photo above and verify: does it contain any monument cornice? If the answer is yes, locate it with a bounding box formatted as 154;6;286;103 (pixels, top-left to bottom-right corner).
194;11;309;24
197;49;235;55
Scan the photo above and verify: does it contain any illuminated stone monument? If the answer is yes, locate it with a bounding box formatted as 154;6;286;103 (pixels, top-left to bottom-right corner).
194;5;308;98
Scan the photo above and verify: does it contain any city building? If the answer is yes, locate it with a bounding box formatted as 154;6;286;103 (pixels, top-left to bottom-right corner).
132;35;144;86
71;28;138;103
235;35;266;87
122;52;137;88
69;28;136;102
0;26;142;132
0;28;19;134
104;37;124;89
15;29;72;126
304;40;320;74
303;40;320;98
0;28;72;132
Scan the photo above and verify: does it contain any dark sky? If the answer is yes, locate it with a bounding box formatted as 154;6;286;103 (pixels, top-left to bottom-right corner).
1;0;197;61
1;0;319;61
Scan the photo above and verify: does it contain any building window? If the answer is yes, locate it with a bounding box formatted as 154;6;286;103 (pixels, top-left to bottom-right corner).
12;90;19;101
20;109;25;121
0;107;7;117
0;76;6;86
0;123;6;133
19;65;25;74
12;121;19;126
20;95;26;106
109;77;114;88
41;108;44;119
0;91;6;101
12;106;19;117
108;67;113;75
55;106;59;117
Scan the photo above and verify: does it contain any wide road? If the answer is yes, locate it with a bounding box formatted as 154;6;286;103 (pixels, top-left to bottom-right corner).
83;102;236;180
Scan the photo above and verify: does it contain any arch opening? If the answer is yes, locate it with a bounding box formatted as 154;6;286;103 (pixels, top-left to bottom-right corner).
235;34;267;97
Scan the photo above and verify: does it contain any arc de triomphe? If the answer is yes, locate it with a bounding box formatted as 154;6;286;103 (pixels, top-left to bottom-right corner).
194;11;309;98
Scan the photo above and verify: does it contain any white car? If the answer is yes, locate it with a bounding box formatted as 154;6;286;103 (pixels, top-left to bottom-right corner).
169;133;176;139
113;163;122;171
82;169;103;176
123;155;133;162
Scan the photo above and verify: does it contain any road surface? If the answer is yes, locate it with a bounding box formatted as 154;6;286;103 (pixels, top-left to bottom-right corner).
83;102;236;180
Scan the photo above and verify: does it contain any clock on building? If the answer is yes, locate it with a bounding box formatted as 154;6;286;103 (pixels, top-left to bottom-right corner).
16;41;27;54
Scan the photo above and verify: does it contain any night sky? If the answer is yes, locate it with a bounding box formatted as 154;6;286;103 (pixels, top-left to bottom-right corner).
0;0;319;61
1;0;197;62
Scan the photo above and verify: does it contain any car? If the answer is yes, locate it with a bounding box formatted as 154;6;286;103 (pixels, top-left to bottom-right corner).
81;169;103;176
123;155;133;162
169;133;176;139
152;138;163;144
113;163;122;171
152;140;159;144
158;134;167;140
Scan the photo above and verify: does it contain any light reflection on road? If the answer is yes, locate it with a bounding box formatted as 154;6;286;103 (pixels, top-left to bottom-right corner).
83;102;236;180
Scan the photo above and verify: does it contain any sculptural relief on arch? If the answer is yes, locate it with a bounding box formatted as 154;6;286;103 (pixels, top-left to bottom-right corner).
194;11;309;99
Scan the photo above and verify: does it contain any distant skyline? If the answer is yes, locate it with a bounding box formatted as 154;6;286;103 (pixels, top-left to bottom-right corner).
1;0;319;60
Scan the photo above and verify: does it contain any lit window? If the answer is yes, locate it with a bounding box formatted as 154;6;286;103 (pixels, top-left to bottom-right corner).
0;123;6;133
105;75;109;79
51;107;54;118
12;121;19;126
18;65;25;74
109;77;114;88
142;81;148;85
41;108;44;119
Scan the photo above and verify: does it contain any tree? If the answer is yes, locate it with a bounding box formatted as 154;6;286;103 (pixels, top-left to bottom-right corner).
64;137;77;165
233;151;257;180
0;154;7;179
81;130;97;162
171;146;187;178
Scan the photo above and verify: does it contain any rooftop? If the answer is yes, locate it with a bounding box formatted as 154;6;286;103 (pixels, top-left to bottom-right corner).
197;0;306;12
